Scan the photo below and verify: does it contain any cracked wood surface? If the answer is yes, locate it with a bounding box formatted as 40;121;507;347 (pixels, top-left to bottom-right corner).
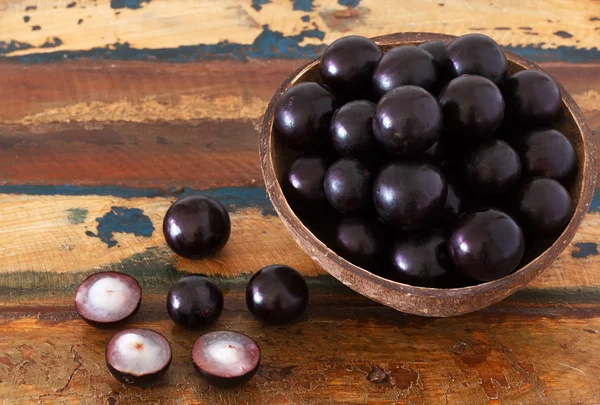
0;0;600;404
3;290;600;404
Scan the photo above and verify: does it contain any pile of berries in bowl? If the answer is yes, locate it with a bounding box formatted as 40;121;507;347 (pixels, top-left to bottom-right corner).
260;32;595;316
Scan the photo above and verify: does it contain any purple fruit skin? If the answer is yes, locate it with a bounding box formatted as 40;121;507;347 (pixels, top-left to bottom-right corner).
246;265;309;324
166;275;224;329
163;195;231;259
448;208;525;282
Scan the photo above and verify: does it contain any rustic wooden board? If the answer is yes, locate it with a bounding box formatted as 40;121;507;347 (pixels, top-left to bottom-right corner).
1;0;600;403
1;0;599;57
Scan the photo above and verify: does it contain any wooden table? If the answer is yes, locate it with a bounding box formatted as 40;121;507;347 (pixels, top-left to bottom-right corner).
0;1;599;403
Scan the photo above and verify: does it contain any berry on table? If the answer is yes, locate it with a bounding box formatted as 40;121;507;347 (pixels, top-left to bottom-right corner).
246;265;309;324
163;195;231;259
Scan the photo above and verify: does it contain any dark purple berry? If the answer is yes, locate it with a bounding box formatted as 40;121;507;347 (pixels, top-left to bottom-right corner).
274;82;337;150
439;75;505;138
514;177;573;233
462;138;522;195
512;128;577;184
505;70;562;126
374;162;447;230
448;208;525;282
373;86;442;156
166;275;224;329
387;230;457;288
320;35;382;100
329;100;377;158
418;40;450;72
163;195;231;259
246;265;309;324
372;46;440;98
324;158;372;215
334;218;383;272
418;40;452;90
446;33;508;86
284;154;329;204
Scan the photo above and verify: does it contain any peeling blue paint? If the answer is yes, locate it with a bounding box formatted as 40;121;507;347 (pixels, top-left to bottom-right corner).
87;207;154;247
301;15;310;22
504;44;600;63
189;187;273;214
0;184;166;198
554;31;573;39
0;185;275;215
3;30;599;63
589;191;600;213
6;25;326;63
252;0;271;11
110;0;151;9
0;40;33;55
40;37;63;49
338;0;360;8
572;242;598;258
292;0;314;11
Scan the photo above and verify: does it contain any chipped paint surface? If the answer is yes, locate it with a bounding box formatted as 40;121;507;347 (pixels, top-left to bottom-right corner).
5;25;327;63
0;185;274;214
0;0;598;62
338;0;361;7
252;0;271;11
572;242;598;258
292;0;314;11
86;206;154;248
1;39;598;63
110;0;151;9
40;37;63;48
66;208;88;224
0;40;32;55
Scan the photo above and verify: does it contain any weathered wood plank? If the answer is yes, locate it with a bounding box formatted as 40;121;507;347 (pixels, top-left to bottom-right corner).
0;1;598;403
0;193;320;277
0;0;598;62
0;60;282;122
0;61;597;124
0;63;597;191
0;193;597;293
0;121;263;189
1;292;600;404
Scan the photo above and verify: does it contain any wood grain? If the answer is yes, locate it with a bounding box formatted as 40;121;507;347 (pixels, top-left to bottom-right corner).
0;194;322;276
0;63;597;189
0;0;599;402
0;0;598;58
0;61;597;124
2;291;600;404
0;60;284;122
0;192;597;293
0;121;263;189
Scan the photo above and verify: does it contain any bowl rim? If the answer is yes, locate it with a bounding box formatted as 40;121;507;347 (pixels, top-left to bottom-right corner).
259;32;597;303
